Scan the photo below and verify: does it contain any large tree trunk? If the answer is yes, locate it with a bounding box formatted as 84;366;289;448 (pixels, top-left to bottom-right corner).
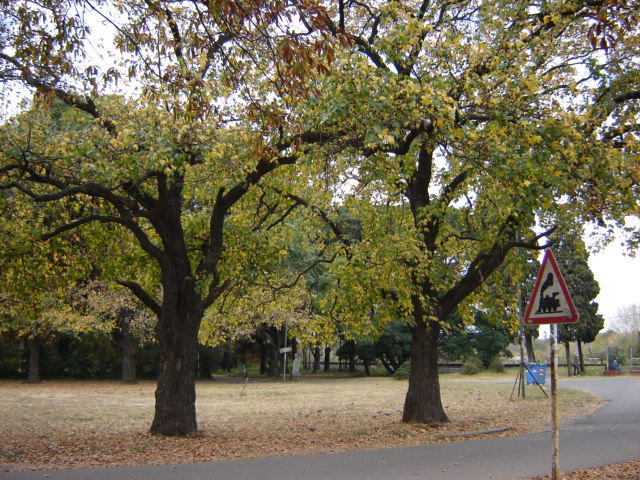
379;356;394;375
323;346;331;372
150;276;203;436
402;318;448;424
564;342;572;376
525;330;536;363
259;339;267;375
348;350;356;373
117;311;137;384
268;342;279;377
25;337;42;384
312;346;321;373
576;340;585;373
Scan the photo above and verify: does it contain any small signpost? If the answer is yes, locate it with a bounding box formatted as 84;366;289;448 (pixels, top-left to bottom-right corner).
524;249;578;480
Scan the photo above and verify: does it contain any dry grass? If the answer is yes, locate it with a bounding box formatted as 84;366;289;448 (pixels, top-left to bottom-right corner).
0;374;603;472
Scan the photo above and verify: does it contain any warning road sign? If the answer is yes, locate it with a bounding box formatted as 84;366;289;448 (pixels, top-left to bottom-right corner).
524;249;578;325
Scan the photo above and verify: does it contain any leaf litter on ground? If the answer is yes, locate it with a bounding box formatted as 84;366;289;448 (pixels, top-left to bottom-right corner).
0;374;614;474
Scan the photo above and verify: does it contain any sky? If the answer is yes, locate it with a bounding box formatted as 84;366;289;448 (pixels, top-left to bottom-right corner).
588;240;639;331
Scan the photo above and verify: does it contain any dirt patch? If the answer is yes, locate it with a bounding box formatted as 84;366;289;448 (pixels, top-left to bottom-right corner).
0;376;603;472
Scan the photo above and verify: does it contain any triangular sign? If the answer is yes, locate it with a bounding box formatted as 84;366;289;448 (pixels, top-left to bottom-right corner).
524;249;579;325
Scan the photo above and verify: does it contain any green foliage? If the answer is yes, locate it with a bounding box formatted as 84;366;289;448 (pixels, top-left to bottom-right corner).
345;321;412;375
488;357;505;373
0;337;22;378
440;311;512;368
554;232;605;347
460;356;484;376
1;0;639;431
1;334;163;381
393;361;411;380
63;333;121;379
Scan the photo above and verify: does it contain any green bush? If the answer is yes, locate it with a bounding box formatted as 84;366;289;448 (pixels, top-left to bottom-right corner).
393;361;411;380
488;357;505;373
460;356;483;375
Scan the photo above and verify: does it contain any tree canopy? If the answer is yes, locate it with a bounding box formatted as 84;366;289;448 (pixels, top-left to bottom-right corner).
296;0;639;423
1;0;339;435
1;0;639;433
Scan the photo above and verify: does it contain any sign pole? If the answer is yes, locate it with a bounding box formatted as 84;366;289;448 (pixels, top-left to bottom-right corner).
283;320;288;382
550;324;560;480
519;292;526;399
524;249;577;480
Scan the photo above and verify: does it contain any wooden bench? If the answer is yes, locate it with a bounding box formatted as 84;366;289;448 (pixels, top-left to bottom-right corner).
603;370;621;376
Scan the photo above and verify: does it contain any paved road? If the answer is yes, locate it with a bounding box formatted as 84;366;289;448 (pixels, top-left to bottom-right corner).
2;377;639;480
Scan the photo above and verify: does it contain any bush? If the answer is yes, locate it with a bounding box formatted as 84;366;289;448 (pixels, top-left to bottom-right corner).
488;357;504;373
460;356;483;375
393;361;411;380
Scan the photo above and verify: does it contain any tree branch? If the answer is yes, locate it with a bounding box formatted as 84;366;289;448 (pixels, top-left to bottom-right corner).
203;279;230;310
116;280;162;317
0;52;117;135
276;189;352;247
40;214;164;261
439;220;556;316
613;91;640;103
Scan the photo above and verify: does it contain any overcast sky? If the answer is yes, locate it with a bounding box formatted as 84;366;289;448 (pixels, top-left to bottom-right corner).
589;241;639;331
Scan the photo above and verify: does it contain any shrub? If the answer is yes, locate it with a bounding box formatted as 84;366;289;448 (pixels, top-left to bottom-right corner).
393;361;411;380
460;356;483;375
488;357;504;373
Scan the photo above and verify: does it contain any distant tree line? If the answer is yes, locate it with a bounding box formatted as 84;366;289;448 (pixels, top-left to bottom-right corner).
1;310;514;381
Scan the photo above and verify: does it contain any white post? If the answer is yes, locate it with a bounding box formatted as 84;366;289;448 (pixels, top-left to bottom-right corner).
551;324;560;480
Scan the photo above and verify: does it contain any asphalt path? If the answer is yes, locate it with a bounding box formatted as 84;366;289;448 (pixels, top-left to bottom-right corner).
2;377;639;480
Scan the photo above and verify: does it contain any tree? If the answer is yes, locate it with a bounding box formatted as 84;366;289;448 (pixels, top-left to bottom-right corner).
554;232;604;374
371;322;413;375
1;0;336;435
574;301;605;371
2;0;638;434
0;190;110;383
303;0;639;424
77;280;156;384
612;303;640;333
516;256;543;363
586;0;638;51
440;311;512;369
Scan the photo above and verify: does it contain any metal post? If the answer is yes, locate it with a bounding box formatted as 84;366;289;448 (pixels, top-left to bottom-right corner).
551;324;560;480
282;320;288;382
515;328;526;398
519;301;526;399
